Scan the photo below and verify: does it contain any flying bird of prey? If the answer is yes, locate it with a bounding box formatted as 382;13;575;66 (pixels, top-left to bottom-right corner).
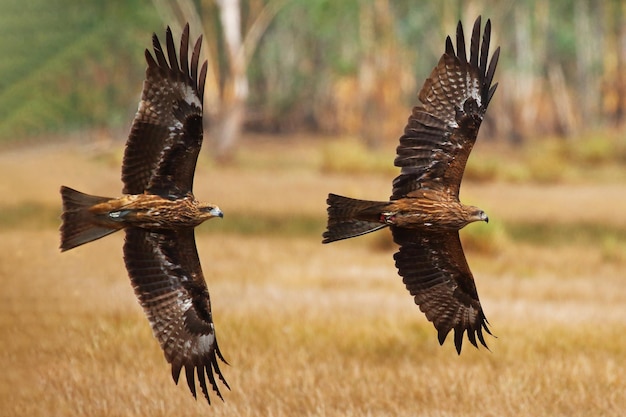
323;16;500;353
60;24;229;404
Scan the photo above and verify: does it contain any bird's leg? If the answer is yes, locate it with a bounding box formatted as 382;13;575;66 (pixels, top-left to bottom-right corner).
379;212;396;225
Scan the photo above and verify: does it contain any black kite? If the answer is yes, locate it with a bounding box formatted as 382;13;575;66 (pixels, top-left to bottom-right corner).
323;16;500;353
60;25;229;404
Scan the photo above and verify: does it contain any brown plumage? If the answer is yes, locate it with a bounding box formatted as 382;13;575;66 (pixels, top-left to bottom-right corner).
60;25;229;404
323;16;500;354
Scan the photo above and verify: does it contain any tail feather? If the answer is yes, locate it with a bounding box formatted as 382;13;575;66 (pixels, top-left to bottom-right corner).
60;186;119;251
322;193;389;243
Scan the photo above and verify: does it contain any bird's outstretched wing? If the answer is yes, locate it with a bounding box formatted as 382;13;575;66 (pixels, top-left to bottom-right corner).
123;228;229;404
122;24;208;197
392;16;500;200
392;227;491;353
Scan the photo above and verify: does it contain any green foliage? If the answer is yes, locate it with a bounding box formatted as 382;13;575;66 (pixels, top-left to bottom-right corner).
523;141;572;183
1;0;624;145
560;132;626;166
506;221;626;249
0;201;60;230
601;234;626;263
248;0;365;131
0;0;160;142
463;130;626;184
197;211;325;237
465;155;525;183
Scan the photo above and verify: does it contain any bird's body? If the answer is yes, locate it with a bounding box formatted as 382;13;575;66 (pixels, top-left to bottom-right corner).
324;190;486;238
323;16;500;353
60;24;229;404
61;186;222;250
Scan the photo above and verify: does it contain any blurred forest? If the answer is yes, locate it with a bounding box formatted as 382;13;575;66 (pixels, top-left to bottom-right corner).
0;0;624;157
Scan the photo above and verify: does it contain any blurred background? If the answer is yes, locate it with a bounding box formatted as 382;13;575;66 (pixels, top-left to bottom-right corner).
1;1;625;416
1;0;624;158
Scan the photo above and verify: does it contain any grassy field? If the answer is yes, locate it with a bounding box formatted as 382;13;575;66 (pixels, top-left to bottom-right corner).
1;135;625;416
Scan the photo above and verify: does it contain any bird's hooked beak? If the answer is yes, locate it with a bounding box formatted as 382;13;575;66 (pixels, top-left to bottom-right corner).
473;209;488;223
209;207;224;218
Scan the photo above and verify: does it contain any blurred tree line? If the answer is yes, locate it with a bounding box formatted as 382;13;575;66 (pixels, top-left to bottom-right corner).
0;0;624;156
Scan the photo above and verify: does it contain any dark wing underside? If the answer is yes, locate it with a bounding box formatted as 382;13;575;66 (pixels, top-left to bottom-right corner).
123;228;229;404
392;16;500;200
122;24;208;197
391;227;491;353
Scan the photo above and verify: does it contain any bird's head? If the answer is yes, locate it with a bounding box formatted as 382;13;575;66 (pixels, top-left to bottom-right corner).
467;206;489;224
199;203;224;220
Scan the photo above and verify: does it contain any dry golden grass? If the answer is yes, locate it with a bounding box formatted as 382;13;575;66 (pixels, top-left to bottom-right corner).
1;136;625;416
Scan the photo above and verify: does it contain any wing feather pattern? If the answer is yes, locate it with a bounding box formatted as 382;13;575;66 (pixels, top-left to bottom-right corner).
392;16;500;200
392;227;491;353
122;24;207;197
389;17;498;353
123;228;229;404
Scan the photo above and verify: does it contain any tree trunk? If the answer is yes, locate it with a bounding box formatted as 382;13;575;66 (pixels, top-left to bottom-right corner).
213;0;248;162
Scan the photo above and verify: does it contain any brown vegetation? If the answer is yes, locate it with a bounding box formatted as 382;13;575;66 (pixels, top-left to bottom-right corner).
1;136;625;416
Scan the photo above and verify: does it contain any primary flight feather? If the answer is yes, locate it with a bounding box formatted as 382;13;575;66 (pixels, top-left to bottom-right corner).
323;16;500;354
60;24;229;404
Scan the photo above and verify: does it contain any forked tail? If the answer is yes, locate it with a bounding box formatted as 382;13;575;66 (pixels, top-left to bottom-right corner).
60;186;119;251
322;193;389;243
